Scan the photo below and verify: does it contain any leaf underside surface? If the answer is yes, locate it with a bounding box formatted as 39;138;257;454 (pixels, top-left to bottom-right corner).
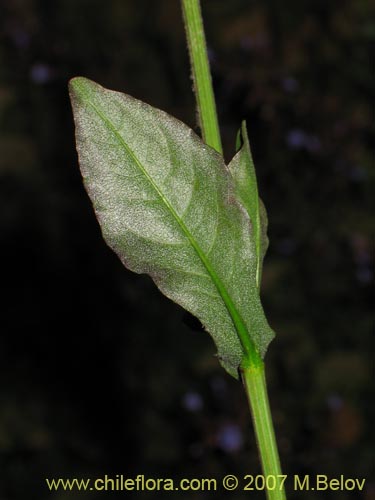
228;122;269;289
69;77;274;378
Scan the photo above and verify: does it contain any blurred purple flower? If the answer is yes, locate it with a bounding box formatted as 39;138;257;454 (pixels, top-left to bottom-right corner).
286;129;321;153
182;391;203;412
282;77;299;93
327;394;343;411
217;423;243;453
30;63;52;84
286;129;306;149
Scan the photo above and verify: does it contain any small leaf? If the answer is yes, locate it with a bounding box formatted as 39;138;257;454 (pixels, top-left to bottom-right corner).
228;122;269;288
69;78;274;377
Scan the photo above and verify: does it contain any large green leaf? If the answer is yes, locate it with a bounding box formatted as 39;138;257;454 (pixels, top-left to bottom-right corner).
229;122;269;288
69;77;274;377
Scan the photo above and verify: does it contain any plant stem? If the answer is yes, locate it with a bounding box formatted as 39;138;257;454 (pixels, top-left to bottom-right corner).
181;2;287;498
181;0;223;154
241;361;287;500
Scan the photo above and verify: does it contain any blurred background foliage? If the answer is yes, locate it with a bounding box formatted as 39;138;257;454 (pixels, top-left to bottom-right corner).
0;0;373;498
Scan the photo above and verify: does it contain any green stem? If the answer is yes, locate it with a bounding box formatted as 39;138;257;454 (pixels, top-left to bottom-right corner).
241;361;287;500
181;2;287;499
181;0;223;154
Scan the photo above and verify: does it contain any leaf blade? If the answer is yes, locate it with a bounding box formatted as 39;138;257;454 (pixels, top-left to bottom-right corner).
69;77;274;377
229;122;269;288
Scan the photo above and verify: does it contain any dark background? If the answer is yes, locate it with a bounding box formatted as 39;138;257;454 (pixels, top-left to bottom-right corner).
0;0;373;498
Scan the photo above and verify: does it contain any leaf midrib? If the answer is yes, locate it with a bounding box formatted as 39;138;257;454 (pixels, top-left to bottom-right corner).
77;82;257;360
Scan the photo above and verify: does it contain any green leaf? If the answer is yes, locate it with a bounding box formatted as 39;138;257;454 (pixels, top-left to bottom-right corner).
229;122;269;288
69;77;274;378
